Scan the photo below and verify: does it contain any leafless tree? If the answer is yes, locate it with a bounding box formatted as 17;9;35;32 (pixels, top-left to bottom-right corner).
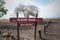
15;4;39;18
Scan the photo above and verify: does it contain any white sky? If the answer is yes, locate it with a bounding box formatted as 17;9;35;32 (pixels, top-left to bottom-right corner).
0;0;60;19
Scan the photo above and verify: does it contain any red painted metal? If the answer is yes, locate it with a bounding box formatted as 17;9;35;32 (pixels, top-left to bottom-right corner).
10;18;43;22
19;22;35;27
10;18;43;26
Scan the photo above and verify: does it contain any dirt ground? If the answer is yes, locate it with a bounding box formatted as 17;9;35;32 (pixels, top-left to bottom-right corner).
0;20;60;40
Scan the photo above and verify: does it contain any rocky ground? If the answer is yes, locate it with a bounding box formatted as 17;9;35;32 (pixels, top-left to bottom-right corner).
0;20;60;40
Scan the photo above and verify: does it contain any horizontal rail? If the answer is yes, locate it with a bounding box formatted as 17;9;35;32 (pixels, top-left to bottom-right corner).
44;20;51;34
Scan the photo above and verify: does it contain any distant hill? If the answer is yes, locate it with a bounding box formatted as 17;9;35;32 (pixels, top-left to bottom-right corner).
0;18;60;22
0;19;9;22
43;18;60;21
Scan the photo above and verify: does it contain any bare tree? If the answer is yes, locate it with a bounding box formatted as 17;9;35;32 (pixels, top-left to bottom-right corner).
14;4;39;18
25;5;39;18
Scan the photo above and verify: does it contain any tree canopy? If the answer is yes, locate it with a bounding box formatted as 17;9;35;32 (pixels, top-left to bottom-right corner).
0;0;8;17
15;4;39;18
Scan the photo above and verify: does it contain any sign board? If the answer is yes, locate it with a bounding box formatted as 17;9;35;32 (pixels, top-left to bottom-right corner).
10;18;43;22
19;22;35;26
10;18;43;26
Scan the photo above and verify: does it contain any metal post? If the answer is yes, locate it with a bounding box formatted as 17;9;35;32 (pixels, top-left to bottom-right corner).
44;25;47;34
16;12;20;40
44;20;51;34
34;13;38;40
38;30;42;39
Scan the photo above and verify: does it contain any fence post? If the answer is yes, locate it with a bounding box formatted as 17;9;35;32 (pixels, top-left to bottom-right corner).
38;29;42;39
34;13;38;40
16;12;20;40
44;20;51;34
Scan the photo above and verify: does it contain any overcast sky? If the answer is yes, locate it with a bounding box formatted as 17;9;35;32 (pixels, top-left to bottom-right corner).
0;0;60;19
